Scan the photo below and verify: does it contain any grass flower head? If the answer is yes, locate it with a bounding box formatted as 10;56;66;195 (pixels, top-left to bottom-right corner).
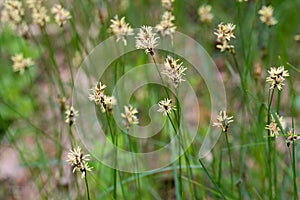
258;5;277;27
109;15;133;46
66;146;93;178
265;113;284;138
1;0;29;35
136;26;159;55
89;82;116;113
214;23;236;42
266;66;289;90
213;111;234;132
2;0;24;24
103;95;117;113
65;106;79;126
214;23;236;53
162;55;187;88
158;98;176;116
51;4;72;27
11;53;34;74
198;5;214;24
286;129;300;147
156;11;176;39
89;82;107;105
32;6;50;27
121;105;139;130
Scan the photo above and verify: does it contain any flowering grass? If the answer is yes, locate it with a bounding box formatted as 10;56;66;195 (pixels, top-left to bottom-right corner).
1;0;300;199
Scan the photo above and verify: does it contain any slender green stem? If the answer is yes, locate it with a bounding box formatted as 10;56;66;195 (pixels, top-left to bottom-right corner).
224;132;234;194
198;159;226;200
273;90;282;198
105;112;114;143
114;132;119;200
151;55;170;99
126;132;141;199
267;89;275;199
292;141;298;200
217;150;223;186
167;113;182;199
84;174;91;200
113;135;118;199
104;113;117;199
178;132;183;197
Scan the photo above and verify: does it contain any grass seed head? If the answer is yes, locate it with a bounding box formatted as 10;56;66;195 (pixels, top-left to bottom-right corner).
51;4;72;27
109;15;134;46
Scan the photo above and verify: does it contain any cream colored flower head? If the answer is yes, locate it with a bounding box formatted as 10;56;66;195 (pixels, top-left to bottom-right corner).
11;53;34;74
198;5;214;24
214;23;236;53
286;129;299;147
32;6;50;27
51;4;72;27
162;55;187;88
1;0;28;35
121;105;139;130
258;5;277;27
136;26;159;55
89;82;116;113
162;0;174;11
109;15;134;46
236;0;248;2
66;146;93;179
1;0;24;24
65;106;79;126
265;113;285;138
103;95;117;113
89;82;107;105
213;111;234;132
156;11;176;39
266;66;289;90
214;23;236;42
158;98;176;116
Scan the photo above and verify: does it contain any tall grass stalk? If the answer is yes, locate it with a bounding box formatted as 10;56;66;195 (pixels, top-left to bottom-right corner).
151;55;170;99
85;174;91;200
224;132;234;194
167;113;182;199
198;158;226;200
104;112;117;199
273;90;282;197
267;89;275;199
288;114;298;200
292;140;298;200
126;132;142;199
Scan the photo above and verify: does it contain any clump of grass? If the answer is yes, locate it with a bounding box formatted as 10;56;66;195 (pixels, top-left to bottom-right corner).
1;0;300;199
